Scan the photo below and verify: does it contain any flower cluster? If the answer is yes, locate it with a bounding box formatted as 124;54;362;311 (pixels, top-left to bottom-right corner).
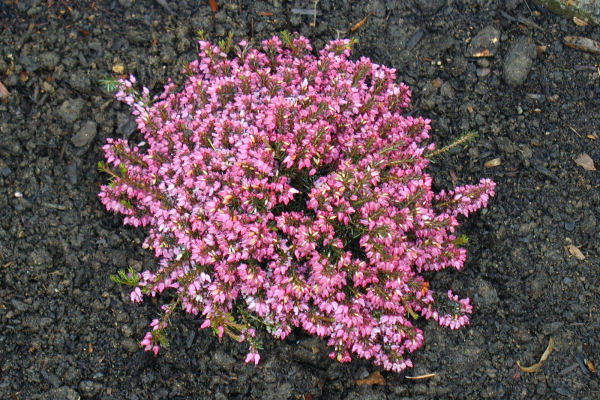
99;33;495;373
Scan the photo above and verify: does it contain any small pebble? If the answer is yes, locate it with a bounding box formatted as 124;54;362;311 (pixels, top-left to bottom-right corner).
58;98;85;124
71;121;97;147
503;36;537;87
468;26;501;58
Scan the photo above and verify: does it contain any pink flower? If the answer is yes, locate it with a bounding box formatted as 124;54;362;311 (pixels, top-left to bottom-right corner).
244;351;261;365
100;33;495;374
130;287;143;303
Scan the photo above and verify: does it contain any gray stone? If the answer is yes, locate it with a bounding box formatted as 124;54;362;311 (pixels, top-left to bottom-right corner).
71;121;97;147
117;112;136;137
19;55;38;72
440;81;455;98
367;0;386;18
503;36;537;87
38;51;60;69
473;279;499;309
542;321;564;335
69;71;91;92
118;0;134;8
354;366;370;379
580;212;596;235
212;350;236;370
0;57;7;74
0;167;12;178
58;98;85;124
78;380;102;398
47;386;81;400
126;28;150;45
468;26;501;58
11;299;29;312
414;0;446;14
122;337;140;353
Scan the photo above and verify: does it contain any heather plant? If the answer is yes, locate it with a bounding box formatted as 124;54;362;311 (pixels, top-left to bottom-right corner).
99;33;495;373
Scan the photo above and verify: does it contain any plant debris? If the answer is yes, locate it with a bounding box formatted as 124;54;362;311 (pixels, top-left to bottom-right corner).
356;370;385;386
484;158;502;168
574;153;596;171
517;338;555;373
0;81;9;100
350;13;373;32
405;373;436;380
565;244;585;260
564;36;600;54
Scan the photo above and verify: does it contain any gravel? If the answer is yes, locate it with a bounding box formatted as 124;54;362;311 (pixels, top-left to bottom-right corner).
0;1;598;399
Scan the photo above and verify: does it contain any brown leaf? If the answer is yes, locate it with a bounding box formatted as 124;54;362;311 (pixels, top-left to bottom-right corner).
565;245;585;260
564;36;600;55
517;338;554;373
0;81;9;100
573;16;588;27
356;370;385;386
112;64;125;74
484;158;501;168
350;12;373;32
574;153;596;171
208;0;218;12
584;358;596;373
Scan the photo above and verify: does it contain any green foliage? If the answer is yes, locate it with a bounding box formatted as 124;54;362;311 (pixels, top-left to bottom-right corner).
118;163;129;176
99;76;119;93
97;161;108;173
195;29;207;41
453;234;469;246
280;30;293;46
110;267;140;286
426;130;478;160
152;329;169;348
217;32;235;54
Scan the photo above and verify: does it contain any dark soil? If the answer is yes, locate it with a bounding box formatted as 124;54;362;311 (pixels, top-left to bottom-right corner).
1;1;599;399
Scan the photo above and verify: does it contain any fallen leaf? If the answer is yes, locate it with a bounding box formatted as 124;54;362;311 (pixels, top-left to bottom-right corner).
517;337;554;373
405;373;436;380
208;0;218;13
356;370;385;386
565;244;585;260
88;342;94;353
484;158;501;168
112;64;125;74
0;81;9;99
584;358;595;373
350;12;373;32
574;153;596;171
573;16;588;27
587;134;597;140
564;36;600;55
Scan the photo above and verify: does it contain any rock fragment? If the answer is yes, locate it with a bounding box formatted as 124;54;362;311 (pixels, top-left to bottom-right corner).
468;26;500;58
414;0;446;14
58;98;85;124
503;36;537;86
71;121;97;147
